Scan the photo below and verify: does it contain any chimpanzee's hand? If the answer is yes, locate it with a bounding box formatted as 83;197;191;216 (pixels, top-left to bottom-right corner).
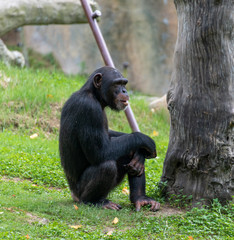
125;152;144;176
133;196;160;212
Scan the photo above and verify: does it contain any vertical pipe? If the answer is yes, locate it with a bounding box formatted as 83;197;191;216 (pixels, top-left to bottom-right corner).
80;0;140;132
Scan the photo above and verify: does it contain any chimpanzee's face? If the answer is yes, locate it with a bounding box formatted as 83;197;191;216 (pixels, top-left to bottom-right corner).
93;67;129;111
107;80;129;111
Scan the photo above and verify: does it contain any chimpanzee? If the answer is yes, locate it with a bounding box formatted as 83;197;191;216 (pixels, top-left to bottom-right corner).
59;66;160;211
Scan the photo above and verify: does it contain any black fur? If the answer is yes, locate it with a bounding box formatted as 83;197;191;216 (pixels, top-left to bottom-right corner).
59;66;157;209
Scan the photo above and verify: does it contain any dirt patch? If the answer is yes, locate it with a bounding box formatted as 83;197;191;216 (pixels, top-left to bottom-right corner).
103;227;115;235
48;102;62;128
37;102;62;132
146;204;185;217
26;212;49;225
1;176;63;191
1;176;22;183
0;102;62;135
2;206;49;225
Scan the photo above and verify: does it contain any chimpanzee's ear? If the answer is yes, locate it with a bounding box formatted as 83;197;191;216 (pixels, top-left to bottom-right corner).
93;73;102;88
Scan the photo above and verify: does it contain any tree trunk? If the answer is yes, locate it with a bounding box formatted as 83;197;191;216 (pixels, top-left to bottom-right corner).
0;0;98;37
161;0;233;206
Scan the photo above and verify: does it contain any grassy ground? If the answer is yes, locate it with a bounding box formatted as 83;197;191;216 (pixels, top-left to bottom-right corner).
0;63;233;239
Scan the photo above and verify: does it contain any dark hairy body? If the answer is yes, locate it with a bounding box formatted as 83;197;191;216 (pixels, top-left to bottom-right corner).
59;66;160;211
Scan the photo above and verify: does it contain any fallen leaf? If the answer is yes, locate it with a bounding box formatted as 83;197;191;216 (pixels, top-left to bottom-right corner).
46;94;53;98
0;73;11;89
6;207;13;211
152;130;159;136
112;217;119;225
106;231;113;236
122;187;129;195
73;205;79;210
30;133;39;139
70;225;82;229
0;81;8;89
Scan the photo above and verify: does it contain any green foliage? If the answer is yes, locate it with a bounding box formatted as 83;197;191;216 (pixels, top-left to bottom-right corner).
168;190;193;208
174;200;234;238
27;48;61;70
0;65;233;239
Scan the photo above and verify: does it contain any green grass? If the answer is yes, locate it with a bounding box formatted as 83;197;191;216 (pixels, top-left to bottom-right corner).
1;179;233;239
0;64;85;110
0;63;85;135
0;64;233;239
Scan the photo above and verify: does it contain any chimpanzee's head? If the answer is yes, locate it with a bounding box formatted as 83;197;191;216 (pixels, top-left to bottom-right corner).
91;66;129;111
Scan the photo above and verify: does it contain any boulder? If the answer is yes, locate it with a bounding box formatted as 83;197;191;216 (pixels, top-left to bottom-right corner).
0;39;25;67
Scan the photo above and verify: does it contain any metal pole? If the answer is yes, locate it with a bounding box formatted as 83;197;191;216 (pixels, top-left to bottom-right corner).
80;0;140;132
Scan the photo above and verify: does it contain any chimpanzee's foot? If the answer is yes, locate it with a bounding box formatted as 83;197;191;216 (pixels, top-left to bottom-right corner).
93;199;122;210
74;197;122;210
102;200;122;210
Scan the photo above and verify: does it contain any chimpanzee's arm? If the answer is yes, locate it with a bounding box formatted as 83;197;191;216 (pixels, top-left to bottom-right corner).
109;130;151;176
109;128;157;155
80;129;154;165
79;122;155;165
108;129;126;138
77;101;156;165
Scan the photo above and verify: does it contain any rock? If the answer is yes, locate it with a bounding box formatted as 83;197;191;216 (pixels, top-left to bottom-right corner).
0;0;98;36
149;94;168;112
0;39;25;67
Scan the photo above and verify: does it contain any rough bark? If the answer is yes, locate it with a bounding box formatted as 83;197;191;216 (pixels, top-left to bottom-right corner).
0;0;98;37
161;0;234;206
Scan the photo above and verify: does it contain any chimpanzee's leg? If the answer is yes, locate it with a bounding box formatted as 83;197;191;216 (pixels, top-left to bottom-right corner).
66;176;80;202
76;160;125;210
128;153;160;211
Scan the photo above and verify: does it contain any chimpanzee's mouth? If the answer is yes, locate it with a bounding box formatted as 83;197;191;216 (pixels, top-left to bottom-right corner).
121;100;128;106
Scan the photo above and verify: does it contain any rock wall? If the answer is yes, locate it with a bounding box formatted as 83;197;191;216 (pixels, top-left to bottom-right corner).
24;24;103;74
23;0;177;95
